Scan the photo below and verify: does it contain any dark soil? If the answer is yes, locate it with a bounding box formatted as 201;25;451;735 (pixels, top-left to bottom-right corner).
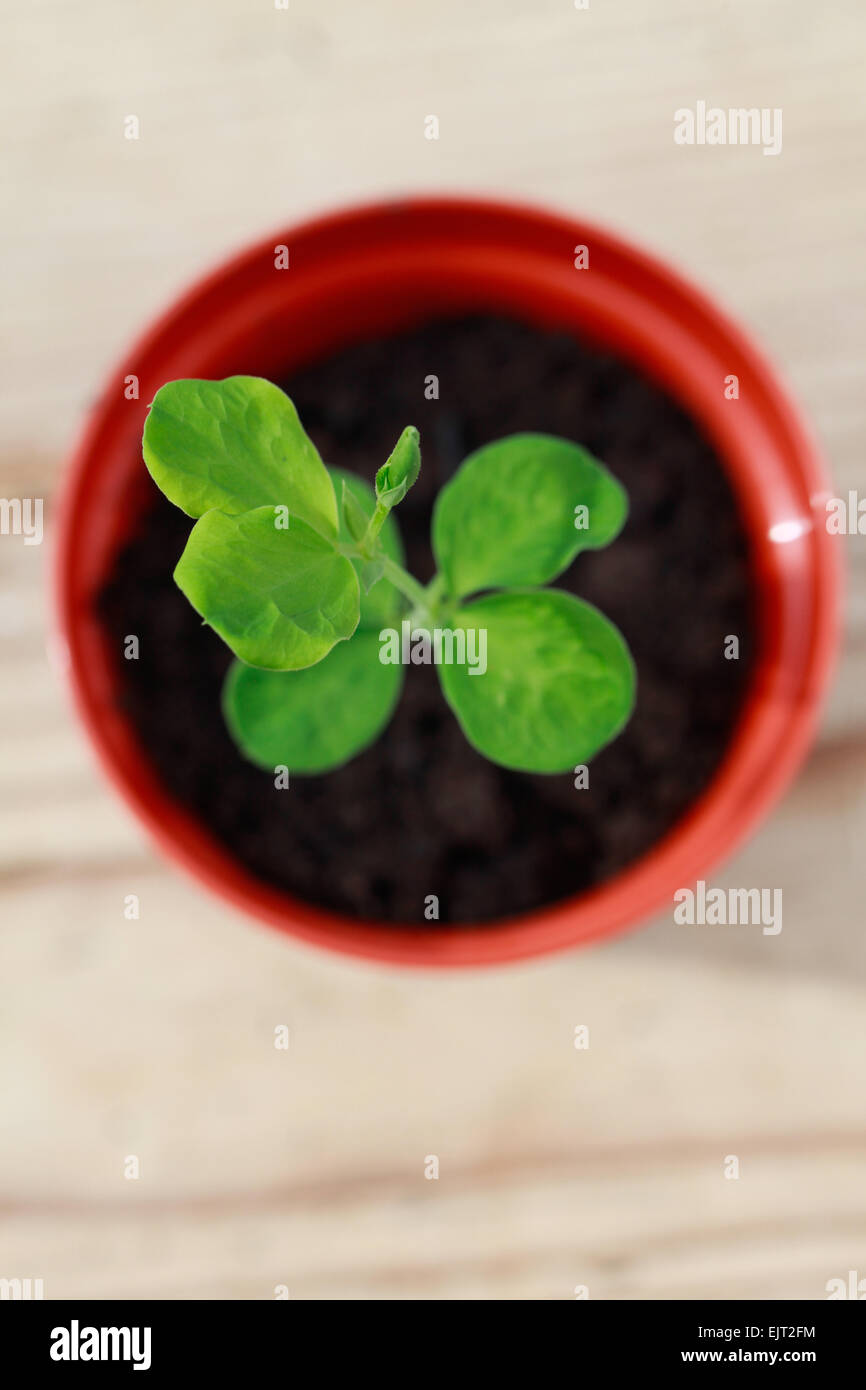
98;315;754;924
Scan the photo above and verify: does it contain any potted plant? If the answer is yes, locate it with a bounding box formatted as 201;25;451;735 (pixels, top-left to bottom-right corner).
55;196;840;966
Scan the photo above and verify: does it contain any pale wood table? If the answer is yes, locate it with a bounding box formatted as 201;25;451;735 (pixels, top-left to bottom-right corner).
1;0;864;1299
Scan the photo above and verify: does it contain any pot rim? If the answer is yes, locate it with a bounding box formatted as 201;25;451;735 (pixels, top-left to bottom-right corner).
53;193;842;967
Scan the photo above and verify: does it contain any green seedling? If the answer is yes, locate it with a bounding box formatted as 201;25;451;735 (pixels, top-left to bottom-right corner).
143;376;635;775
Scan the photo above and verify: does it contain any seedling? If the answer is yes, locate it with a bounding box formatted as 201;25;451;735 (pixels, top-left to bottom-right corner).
142;376;635;774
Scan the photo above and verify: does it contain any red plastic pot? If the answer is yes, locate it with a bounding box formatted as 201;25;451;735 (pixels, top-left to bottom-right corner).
54;196;841;967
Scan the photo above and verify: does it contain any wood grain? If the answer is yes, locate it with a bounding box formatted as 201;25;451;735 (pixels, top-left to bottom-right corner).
1;0;864;1300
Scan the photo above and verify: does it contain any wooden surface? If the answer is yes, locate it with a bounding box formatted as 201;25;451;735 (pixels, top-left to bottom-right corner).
2;0;865;1300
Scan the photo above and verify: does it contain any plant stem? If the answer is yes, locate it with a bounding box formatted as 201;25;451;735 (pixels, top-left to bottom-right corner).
381;556;432;615
359;501;389;555
424;574;446;610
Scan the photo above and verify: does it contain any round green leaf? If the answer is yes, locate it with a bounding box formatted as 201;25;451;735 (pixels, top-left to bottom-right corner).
432;434;627;598
223;630;404;773
174;505;359;670
329;467;405;629
144;376;338;536
437;589;635;773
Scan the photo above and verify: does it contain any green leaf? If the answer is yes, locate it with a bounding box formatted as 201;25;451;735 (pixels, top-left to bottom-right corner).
359;556;386;593
329;467;405;629
375;426;421;508
223;629;404;773
341;478;369;542
432;434;627;598
174;505;359;670
143;376;338;536
437;589;635;773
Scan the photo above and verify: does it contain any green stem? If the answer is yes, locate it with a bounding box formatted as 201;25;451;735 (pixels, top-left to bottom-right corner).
359;501;389;555
381;556;431;614
424;574;446;610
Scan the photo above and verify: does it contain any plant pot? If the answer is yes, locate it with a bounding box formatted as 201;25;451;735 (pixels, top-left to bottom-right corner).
54;195;840;967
